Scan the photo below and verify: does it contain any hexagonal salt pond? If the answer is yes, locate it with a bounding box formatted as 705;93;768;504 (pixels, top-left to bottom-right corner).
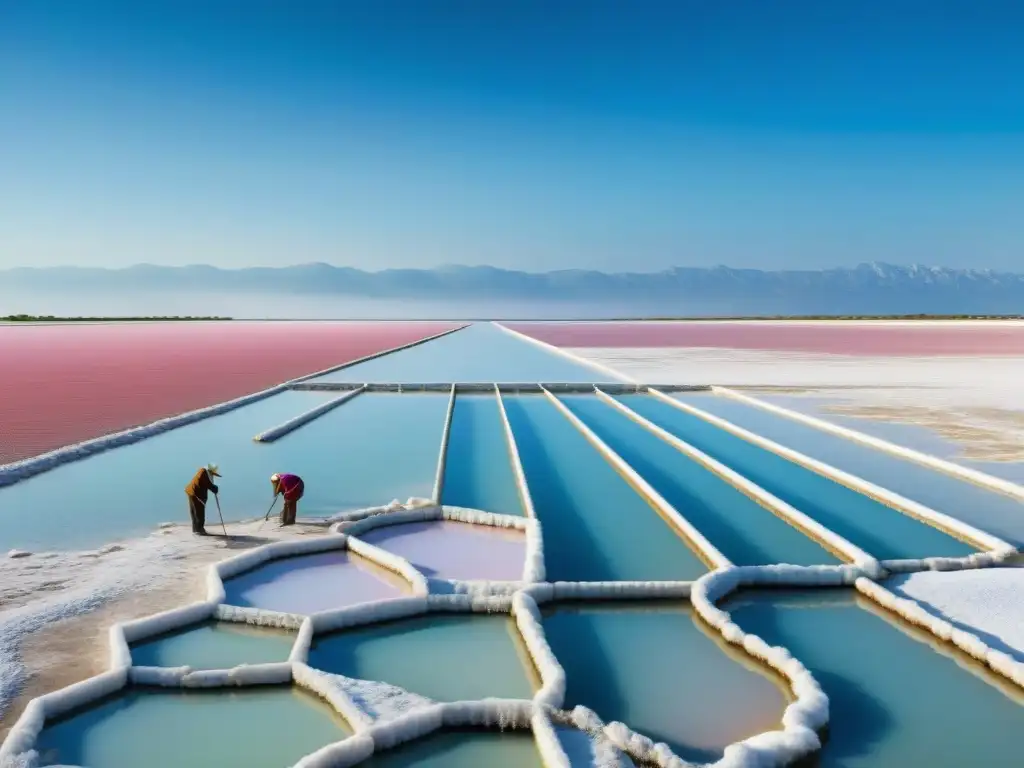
34;686;350;768
130;620;296;669
222;548;410;615
357;728;543;767
355;520;526;582
542;600;790;764
307;613;538;702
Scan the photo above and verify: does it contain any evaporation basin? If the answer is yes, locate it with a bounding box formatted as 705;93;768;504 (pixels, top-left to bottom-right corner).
356;520;526;582
726;588;1024;766
222;550;409;615
307;613;536;702
129;620;295;669
34;686;350;768
542;600;788;764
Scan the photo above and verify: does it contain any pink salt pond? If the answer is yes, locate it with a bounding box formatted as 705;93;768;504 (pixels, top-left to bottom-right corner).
222;550;409;615
358;520;526;582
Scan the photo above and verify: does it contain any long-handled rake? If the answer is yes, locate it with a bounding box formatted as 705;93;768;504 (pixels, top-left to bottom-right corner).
257;496;279;532
213;492;228;537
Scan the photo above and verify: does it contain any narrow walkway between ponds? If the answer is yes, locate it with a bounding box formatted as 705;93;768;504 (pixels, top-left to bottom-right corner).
441;393;524;516
307;323;618;383
618;394;974;561
680;392;1024;548
502;394;707;582
558;395;837;566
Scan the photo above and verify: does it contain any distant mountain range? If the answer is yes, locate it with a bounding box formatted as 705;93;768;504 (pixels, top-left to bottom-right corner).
3;262;1024;316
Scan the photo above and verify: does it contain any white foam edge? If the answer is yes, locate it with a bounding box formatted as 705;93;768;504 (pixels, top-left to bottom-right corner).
252;386;366;442
128;662;293;688
714;385;1024;503
541;386;732;571
594;387;881;573
855;577;1024;688
491;321;637;384
431;384;457;503
880;546;1020;574
684;564;876;768
495;385;539;521
649;388;1014;555
0;324;467;488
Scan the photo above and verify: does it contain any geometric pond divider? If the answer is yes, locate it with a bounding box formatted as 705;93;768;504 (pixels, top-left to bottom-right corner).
5;510;1024;766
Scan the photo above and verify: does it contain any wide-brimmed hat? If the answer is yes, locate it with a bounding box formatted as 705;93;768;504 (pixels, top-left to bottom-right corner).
207;463;222;477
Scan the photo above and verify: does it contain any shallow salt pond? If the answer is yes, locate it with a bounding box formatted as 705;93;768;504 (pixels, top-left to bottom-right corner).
541;600;789;764
222;550;409;615
34;685;349;768
306;322;614;383
0;390;448;552
129;620;296;669
560;394;837;566
441;392;525;516
698;392;1024;547
356;520;525;582
502;394;707;581
307;614;536;702
356;728;543;767
725;588;1024;767
621;393;975;561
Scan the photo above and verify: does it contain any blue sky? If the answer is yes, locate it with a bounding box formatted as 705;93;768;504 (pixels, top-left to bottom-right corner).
2;1;1023;273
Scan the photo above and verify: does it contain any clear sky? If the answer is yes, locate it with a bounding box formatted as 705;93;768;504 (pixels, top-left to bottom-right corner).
2;0;1023;273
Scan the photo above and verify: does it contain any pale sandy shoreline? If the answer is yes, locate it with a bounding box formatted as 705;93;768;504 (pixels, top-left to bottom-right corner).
0;519;330;737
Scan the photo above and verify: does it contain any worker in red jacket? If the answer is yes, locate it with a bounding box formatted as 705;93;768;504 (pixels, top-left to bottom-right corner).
271;472;305;526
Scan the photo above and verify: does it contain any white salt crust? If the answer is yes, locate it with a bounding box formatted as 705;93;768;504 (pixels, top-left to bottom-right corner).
4;523;1022;768
431;385;458;504
648;388;1015;558
714;386;1024;503
593;388;877;569
252;387;367;442
0;324;465;488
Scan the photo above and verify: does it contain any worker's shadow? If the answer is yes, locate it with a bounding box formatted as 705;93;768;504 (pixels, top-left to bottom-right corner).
208;533;277;550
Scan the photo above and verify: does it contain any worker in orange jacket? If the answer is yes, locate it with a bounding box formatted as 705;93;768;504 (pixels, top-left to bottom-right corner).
185;464;221;535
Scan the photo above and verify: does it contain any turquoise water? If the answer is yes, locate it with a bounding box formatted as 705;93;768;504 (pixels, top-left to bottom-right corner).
542;601;788;764
693;393;1024;548
620;395;974;561
357;729;542;767
441;393;524;516
130;620;295;669
35;685;350;768
502;395;707;582
725;588;1024;767
559;395;836;566
0;391;447;551
307;614;535;702
308;323;615;383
